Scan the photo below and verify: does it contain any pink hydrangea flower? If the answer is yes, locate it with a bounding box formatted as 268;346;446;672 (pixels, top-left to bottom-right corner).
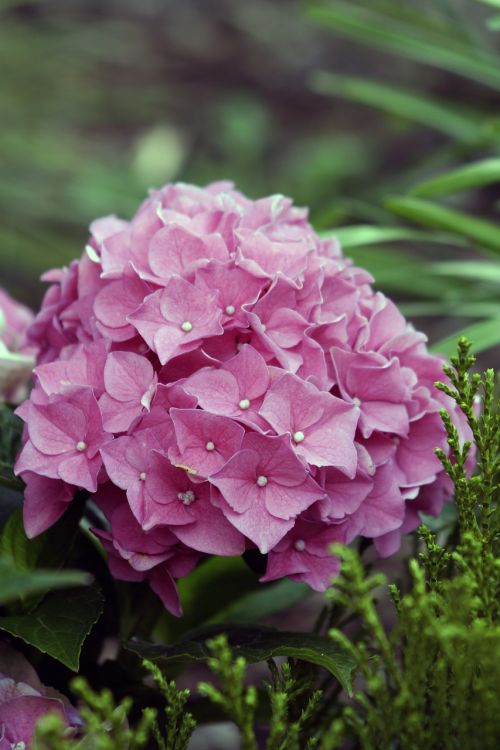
0;643;81;749
14;181;465;609
0;288;35;403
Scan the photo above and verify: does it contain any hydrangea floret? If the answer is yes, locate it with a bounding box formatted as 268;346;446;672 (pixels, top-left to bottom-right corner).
14;181;467;614
0;643;81;749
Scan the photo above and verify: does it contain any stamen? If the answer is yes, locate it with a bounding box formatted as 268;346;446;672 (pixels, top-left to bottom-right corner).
256;475;268;487
181;321;193;332
293;431;305;443
205;441;215;451
76;441;87;452
225;304;235;315
139;472;147;481
294;539;306;552
352;397;361;408
177;490;195;505
238;398;250;410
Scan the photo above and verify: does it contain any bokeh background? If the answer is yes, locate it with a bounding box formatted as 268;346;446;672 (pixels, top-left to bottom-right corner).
2;0;500;360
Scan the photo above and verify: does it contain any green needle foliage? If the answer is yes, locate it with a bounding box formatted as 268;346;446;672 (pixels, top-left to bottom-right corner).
321;338;500;750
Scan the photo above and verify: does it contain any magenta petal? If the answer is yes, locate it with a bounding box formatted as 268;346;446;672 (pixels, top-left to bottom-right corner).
0;695;66;744
22;473;73;538
28;402;84;455
220;500;294;554
103;351;155;403
209;449;260;513
173;500;245;556
149;567;182;617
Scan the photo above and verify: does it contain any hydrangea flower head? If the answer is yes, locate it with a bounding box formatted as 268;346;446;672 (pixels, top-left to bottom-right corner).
14;181;466;615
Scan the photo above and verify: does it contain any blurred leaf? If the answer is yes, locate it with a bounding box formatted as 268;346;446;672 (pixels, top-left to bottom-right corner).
205;579;312;625
431;318;500;356
486;14;500;30
0;505;83;574
412;158;500;197
345;246;469;299
309;2;500;90
0;404;23;491
133;125;187;187
386;196;500;253
401;301;500;318
0;586;103;670
166;556;260;638
0;557;90;605
329;224;466;248
311;71;480;142
431;260;500;282
128;624;356;694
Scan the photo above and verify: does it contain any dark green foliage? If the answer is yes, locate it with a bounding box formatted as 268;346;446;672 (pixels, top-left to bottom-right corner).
127;623;355;693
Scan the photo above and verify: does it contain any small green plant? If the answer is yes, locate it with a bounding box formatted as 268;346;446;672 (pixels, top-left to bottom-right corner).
321;338;500;749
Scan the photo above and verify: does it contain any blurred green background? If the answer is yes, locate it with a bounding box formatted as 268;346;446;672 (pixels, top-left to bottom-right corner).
1;0;500;357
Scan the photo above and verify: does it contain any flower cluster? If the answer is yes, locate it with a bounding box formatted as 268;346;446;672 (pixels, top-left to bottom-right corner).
0;643;81;749
14;182;463;615
0;289;34;403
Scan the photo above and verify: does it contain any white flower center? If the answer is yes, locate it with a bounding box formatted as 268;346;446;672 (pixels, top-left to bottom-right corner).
238;398;250;410
177;490;195;505
294;539;306;552
181;321;193;332
76;441;87;452
11;743;26;750
205;441;215;451
139;472;147;481
293;431;305;443
261;323;267;332
352;397;361;408
225;304;235;315
256;475;268;487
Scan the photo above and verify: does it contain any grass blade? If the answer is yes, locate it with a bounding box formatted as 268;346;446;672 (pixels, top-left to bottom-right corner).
308;2;500;91
386;196;500;253
311;71;480;142
431;318;500;356
430;260;500;282
327;224;467;248
412;158;500;197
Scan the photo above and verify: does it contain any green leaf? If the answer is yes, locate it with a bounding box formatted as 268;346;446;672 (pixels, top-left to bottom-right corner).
0;586;104;670
170;556;261;637
128;624;356;695
0;505;82;573
412;159;500;198
386;196;500;254
343;246;469;300
205;579;312;624
311;71;479;142
328;224;466;249
0;557;91;605
400;301;500;318
430;261;500;283
431;319;500;357
486;14;500;31
0;404;24;491
308;2;500;91
0;505;90;606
